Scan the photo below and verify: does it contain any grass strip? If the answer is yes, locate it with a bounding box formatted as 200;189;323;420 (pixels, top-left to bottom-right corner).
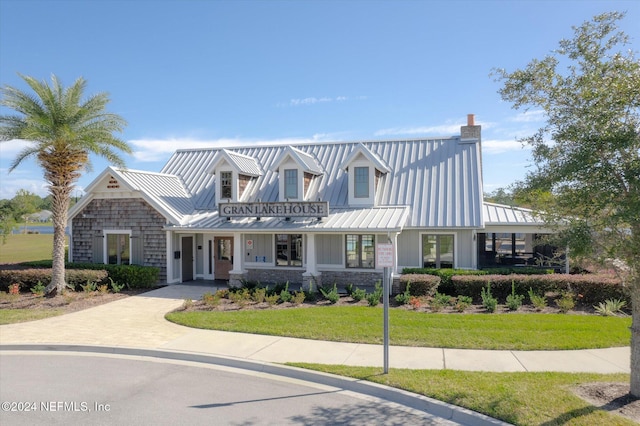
287;365;635;426
166;306;631;350
0;309;64;324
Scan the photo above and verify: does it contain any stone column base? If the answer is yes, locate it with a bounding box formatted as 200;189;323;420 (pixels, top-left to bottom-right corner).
229;271;246;288
302;272;322;292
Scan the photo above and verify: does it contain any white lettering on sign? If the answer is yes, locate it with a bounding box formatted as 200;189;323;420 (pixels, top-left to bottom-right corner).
377;243;394;267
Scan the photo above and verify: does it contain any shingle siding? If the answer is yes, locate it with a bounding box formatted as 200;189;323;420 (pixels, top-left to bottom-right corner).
71;198;167;281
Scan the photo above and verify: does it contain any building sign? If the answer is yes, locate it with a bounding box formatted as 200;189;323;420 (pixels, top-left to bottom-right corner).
219;201;329;218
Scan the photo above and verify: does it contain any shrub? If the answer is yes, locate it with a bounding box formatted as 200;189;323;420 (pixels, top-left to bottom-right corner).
280;282;292;303
345;283;354;296
202;291;221;306
394;282;411;305
351;287;367;302
292;291;306;305
252;287;266;303
265;293;279;306
528;287;547;311
30;281;46;297
403;268;486;294
320;283;340;304
556;293;575;313
505;281;525;311
181;299;193;309
450;273;628;305
398;274;441;297
366;283;383;307
481;282;498;313
409;296;421;310
108;277;126;293
594;298;627;316
80;280;97;293
9;282;20;295
429;292;452;312
454;295;473;312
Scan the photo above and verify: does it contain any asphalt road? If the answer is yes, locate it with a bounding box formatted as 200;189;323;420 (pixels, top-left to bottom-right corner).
0;352;456;425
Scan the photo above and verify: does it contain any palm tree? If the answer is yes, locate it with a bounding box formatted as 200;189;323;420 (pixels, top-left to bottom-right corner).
0;74;130;295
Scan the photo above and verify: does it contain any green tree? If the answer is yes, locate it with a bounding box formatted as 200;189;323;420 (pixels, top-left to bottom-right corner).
0;199;17;243
493;12;640;397
12;189;40;222
0;74;130;295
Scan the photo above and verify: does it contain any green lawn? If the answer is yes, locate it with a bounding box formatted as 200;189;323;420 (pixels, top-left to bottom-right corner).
166;306;631;350
0;308;64;324
288;365;635;426
0;233;64;263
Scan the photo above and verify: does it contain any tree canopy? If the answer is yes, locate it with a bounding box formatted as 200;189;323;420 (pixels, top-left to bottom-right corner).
493;11;640;397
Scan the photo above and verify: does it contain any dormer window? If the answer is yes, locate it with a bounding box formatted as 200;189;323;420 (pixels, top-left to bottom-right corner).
284;169;298;199
271;146;323;202
207;149;262;205
354;166;369;198
340;143;390;207
220;171;233;199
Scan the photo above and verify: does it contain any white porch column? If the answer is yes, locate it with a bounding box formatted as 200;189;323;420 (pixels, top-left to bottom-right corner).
230;232;244;274
303;233;321;290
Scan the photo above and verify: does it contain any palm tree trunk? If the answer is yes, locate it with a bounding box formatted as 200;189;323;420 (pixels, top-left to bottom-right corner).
46;188;69;296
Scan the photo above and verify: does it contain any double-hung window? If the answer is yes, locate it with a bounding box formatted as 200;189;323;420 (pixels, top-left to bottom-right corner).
346;234;375;268
220;171;233;199
276;234;302;266
284;169;298;199
354;166;369;198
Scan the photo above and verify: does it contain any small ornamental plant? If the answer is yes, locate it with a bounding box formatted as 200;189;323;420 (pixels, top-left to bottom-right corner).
8;283;20;295
409;296;421;310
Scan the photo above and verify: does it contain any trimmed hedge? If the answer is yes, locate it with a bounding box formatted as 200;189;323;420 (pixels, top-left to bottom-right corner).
3;262;160;290
450;273;629;305
398;274;441;297
402;268;487;294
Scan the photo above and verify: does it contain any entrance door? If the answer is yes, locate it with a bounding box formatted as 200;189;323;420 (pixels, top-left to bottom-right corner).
214;237;233;280
182;236;194;282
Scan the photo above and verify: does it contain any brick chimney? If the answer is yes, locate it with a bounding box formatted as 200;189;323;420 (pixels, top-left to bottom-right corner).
461;113;481;141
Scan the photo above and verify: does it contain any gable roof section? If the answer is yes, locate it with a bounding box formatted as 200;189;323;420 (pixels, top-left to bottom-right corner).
71;167;193;225
270;146;323;175
161;137;483;228
206;149;262;177
339;143;391;173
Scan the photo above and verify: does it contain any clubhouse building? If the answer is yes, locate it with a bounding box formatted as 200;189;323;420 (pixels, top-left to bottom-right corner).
68;115;558;288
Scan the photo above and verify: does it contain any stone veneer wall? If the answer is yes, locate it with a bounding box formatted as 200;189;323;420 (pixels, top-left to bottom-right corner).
242;268;399;292
72;198;167;281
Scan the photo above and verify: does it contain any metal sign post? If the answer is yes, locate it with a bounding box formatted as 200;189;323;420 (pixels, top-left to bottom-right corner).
377;243;393;374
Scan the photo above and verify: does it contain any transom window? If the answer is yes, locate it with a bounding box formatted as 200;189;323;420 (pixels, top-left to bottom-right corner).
284;169;298;199
276;234;302;267
346;234;375;268
106;233;130;265
422;234;454;269
354;166;369;198
220;171;232;199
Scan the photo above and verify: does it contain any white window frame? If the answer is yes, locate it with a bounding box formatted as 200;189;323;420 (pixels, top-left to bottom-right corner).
284;169;299;200
216;168;236;204
347;158;375;206
103;230;132;265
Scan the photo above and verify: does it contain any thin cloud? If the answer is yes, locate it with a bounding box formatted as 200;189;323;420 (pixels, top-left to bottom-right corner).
509;110;546;123
129;135;337;162
280;95;366;107
482;139;530;154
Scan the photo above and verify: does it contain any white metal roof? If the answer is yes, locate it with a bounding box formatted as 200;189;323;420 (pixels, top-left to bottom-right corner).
483;202;543;225
160;137;484;228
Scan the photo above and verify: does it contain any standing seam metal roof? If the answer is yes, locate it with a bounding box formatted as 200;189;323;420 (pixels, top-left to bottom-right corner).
159;138;483;228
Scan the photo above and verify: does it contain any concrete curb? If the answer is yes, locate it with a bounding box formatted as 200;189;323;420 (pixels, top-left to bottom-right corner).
1;343;510;426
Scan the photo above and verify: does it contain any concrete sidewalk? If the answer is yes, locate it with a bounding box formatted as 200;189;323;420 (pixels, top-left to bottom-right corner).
0;283;630;374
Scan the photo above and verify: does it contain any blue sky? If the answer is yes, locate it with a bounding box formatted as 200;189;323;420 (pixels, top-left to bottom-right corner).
1;0;639;200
